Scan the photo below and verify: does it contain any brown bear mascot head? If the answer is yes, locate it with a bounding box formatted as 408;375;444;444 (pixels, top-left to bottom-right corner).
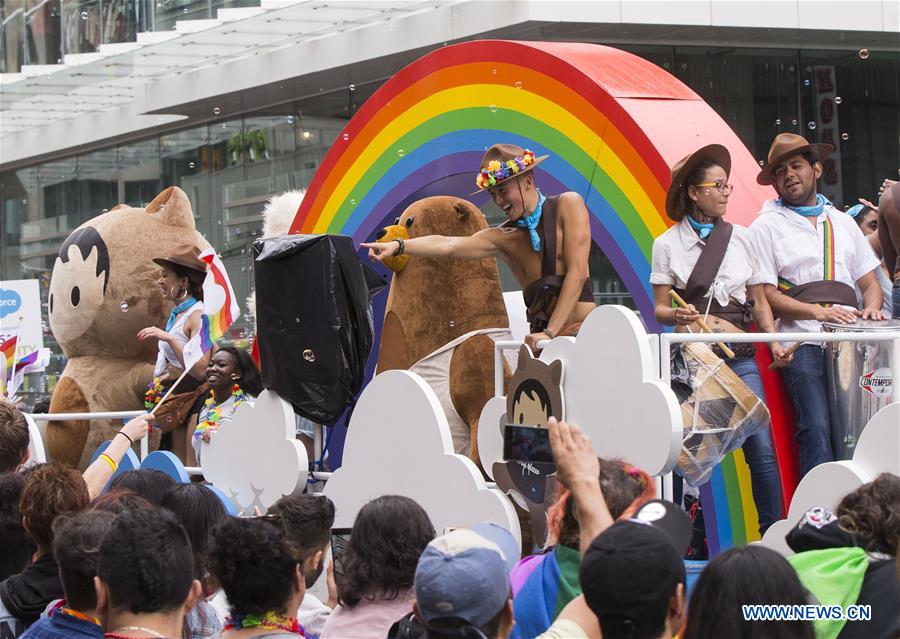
375;196;510;372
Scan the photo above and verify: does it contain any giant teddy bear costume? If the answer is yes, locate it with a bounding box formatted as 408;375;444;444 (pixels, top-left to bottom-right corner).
47;187;210;468
373;196;512;466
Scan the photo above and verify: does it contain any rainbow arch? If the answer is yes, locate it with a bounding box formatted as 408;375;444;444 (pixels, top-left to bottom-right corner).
290;41;770;326
289;40;787;553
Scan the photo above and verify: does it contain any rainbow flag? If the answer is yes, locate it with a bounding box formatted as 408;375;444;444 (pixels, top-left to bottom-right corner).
1;336;17;376
181;250;239;372
199;249;240;343
7;348;50;397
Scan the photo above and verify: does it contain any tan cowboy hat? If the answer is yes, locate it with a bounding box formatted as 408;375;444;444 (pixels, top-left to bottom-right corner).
664;144;732;221
757;133;833;186
153;245;207;285
470;143;549;195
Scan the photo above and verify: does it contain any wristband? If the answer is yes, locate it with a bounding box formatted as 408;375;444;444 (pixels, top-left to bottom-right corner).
392;238;405;257
99;453;118;472
116;431;134;445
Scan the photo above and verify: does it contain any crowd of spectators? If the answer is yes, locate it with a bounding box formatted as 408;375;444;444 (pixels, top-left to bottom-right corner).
0;396;897;639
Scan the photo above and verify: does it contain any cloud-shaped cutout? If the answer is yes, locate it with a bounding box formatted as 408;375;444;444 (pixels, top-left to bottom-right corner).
202;390;308;513
0;289;22;319
323;369;521;547
479;306;682;478
761;402;900;555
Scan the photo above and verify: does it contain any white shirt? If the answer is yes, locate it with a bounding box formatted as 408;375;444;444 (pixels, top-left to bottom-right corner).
297;593;332;638
750;199;881;336
650;216;765;307
154;300;204;376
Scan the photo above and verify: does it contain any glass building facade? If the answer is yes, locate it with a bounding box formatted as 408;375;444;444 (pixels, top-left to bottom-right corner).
1;42;898;408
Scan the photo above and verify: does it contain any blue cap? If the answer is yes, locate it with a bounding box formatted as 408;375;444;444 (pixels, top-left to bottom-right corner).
414;525;518;630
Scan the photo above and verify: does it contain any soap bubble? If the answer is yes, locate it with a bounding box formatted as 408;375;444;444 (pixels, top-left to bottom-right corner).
213;107;221;115
397;149;405;157
286;115;295;124
858;49;869;59
514;81;523;89
841;132;849;140
303;349;316;362
489;104;497;113
119;302;129;313
807;121;816;130
348;84;355;91
803;79;811;87
80;11;88;20
775;118;781;125
834;96;842;104
342;133;350;141
188;162;195;168
792;119;798;125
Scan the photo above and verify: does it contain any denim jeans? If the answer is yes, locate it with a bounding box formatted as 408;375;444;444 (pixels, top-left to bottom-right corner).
893;280;900;319
780;344;834;477
726;356;784;534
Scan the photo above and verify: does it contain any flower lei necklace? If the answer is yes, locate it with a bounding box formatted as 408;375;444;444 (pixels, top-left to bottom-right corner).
144;377;164;410
193;384;245;440
224;612;305;636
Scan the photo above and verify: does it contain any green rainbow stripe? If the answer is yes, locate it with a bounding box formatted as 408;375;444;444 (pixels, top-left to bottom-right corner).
823;216;835;280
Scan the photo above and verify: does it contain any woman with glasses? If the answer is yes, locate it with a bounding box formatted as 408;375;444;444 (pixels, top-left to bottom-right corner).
650;144;786;535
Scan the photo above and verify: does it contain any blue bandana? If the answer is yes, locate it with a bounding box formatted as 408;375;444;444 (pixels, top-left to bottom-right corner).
166;296;197;332
845;204;864;218
687;215;714;240
515;190;546;252
777;193;831;217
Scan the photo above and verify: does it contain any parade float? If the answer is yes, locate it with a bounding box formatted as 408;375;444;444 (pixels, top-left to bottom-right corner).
36;40;899;559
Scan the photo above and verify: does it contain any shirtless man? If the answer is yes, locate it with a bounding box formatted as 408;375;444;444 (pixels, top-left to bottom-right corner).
363;144;596;351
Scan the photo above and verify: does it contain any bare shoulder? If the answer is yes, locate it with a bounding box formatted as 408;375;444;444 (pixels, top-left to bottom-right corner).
556;191;589;223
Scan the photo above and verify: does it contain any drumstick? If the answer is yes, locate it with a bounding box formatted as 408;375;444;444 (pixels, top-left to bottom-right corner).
668;290;735;359
768;342;801;370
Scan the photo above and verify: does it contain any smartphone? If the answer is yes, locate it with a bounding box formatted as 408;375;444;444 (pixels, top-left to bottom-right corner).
503;424;553;463
330;528;352;580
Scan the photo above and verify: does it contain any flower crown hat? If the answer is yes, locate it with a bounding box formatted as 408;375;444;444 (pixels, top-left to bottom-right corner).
471;143;549;195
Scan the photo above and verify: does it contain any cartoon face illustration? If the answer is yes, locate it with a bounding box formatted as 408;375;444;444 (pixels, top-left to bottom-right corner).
510;380;553;425
505;345;564;426
48;226;110;345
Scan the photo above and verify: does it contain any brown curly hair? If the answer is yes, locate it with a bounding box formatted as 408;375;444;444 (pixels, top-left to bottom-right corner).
837;473;900;556
20;462;90;551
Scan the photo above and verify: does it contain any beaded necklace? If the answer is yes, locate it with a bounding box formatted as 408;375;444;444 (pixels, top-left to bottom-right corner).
57;605;101;626
193;384;246;440
224;612;305;636
105;625;168;638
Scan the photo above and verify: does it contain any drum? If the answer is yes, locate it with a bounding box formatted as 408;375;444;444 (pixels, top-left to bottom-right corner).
673;343;770;486
824;319;900;460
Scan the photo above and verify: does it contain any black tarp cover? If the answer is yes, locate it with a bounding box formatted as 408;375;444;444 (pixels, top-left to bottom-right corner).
253;234;384;425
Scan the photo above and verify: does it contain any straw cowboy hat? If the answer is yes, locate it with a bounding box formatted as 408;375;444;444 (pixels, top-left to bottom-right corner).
757;133;833;186
153;246;207;285
664;144;732;221
471;143;549;195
